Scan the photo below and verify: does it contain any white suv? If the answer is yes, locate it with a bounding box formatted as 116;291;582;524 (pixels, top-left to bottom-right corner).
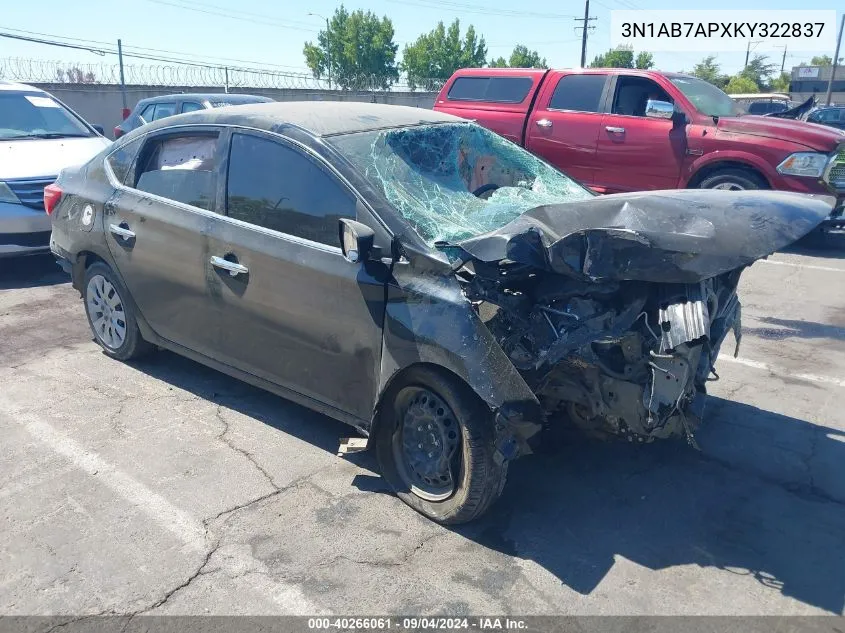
0;81;111;258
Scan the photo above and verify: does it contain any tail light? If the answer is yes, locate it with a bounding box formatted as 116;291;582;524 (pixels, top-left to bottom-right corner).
113;126;125;139
44;183;63;215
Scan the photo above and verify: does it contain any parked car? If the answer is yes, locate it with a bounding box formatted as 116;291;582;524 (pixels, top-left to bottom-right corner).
802;106;845;131
0;81;111;258
49;102;832;523
730;92;792;115
113;93;274;139
433;68;844;234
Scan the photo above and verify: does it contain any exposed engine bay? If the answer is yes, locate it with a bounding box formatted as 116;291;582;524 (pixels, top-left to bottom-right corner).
458;260;743;443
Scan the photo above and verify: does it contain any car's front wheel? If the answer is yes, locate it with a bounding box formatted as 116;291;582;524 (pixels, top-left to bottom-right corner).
83;262;151;361
698;168;767;191
375;367;507;524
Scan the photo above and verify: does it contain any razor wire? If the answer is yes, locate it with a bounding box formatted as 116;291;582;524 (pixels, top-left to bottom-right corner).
0;57;445;92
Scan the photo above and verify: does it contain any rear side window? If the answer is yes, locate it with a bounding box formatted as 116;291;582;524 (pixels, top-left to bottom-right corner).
448;76;534;103
181;102;204;114
152;102;177;120
549;75;607;112
106;137;142;185
226;133;356;245
134;134;219;210
139;104;155;123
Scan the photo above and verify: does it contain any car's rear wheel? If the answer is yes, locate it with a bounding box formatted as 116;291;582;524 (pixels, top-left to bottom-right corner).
83;262;151;361
698;169;767;191
375;367;507;524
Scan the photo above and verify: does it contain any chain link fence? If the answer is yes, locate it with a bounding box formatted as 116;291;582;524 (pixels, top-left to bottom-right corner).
0;57;445;93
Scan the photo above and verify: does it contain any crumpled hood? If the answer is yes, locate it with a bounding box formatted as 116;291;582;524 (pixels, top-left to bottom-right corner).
0;137;111;180
453;189;834;283
716;115;845;150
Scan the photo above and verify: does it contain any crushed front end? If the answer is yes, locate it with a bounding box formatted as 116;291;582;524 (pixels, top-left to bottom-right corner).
459;261;742;443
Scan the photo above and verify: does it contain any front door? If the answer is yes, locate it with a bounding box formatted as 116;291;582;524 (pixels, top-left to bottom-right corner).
594;74;688;193
104;128;224;357
207;130;387;420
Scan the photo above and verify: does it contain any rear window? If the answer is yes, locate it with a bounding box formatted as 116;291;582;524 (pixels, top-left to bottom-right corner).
447;76;534;104
134;134;218;210
548;74;607;112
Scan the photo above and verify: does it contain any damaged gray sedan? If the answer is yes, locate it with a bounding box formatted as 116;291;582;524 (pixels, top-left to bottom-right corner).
49;103;834;524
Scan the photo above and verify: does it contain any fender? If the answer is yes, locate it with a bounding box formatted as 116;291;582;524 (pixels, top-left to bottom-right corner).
680;150;778;188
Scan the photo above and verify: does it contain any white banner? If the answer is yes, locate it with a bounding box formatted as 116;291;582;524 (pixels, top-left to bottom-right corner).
610;10;837;52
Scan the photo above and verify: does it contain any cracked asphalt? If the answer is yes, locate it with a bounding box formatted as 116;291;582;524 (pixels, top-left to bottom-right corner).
1;238;845;616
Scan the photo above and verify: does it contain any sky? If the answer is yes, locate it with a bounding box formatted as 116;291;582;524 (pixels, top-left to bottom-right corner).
1;0;842;84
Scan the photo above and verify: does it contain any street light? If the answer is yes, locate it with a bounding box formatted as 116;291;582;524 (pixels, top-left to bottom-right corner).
308;12;332;90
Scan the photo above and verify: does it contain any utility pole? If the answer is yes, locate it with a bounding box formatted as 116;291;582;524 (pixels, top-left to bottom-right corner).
224;67;229;93
744;40;763;68
308;12;332;90
575;0;596;68
825;14;844;106
117;39;128;120
779;45;787;73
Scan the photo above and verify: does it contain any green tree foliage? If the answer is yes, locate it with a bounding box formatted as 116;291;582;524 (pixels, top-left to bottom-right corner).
810;55;833;66
507;45;548;69
489;56;508;68
771;72;791;92
724;75;759;94
303;5;399;90
691;55;729;89
402;19;488;91
589;47;653;69
739;54;777;91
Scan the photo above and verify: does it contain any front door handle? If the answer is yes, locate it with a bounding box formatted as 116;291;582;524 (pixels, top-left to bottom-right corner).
535;118;553;128
605;126;626;133
109;222;135;241
210;255;249;277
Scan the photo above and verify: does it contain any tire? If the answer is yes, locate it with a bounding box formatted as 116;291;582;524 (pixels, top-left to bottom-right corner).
375;367;507;524
698;169;767;191
82;262;152;361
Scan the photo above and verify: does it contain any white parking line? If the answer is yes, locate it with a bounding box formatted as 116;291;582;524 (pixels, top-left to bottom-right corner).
758;259;845;273
718;354;845;388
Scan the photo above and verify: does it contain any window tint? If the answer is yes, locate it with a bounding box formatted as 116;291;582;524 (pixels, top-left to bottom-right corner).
152;102;177;120
448;76;533;103
106;137;142;185
134;134;218;210
139;104;155;123
611;76;672;117
226;133;355;245
813;109;841;122
181;102;204;114
549;74;606;112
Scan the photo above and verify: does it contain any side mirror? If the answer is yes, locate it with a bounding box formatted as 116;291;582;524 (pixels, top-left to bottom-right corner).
645;99;674;120
92;124;105;136
339;218;375;264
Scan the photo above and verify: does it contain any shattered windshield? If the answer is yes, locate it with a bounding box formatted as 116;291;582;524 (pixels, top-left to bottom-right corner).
329;123;593;245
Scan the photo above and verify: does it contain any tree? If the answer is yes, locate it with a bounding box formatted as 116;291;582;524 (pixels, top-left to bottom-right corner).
56;67;96;84
508;45;548;69
724;74;759;94
402;19;487;91
691;55;729;89
589;47;653;69
771;72;790;92
799;55;843;66
739;54;777;91
303;5;399;90
489;56;508;68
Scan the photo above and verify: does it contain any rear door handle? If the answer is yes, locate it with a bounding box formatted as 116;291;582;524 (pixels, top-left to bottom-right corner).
535;118;553;128
605;126;626;133
210;255;249;277
109;222;135;241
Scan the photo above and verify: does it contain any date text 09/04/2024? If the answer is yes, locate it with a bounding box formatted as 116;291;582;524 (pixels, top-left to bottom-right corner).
307;617;528;630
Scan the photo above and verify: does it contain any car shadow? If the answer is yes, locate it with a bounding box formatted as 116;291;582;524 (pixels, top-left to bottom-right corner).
125;351;845;614
743;316;845;342
453;396;845;614
788;231;845;257
0;254;68;290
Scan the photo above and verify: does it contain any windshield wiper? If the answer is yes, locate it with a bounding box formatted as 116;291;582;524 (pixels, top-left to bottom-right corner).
2;132;91;140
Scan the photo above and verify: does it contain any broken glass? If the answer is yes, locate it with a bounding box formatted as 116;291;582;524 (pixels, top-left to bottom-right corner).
330;123;593;245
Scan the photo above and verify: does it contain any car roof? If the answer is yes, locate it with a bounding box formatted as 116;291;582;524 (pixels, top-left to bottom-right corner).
0;80;46;93
138;101;463;137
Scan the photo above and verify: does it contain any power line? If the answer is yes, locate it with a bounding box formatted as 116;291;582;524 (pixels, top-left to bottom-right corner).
386;0;578;19
145;0;319;32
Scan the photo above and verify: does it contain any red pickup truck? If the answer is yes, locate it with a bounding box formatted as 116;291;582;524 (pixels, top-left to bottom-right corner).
433;68;844;229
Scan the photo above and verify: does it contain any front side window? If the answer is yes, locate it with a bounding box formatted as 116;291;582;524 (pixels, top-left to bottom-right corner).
226;133;356;245
670;76;743;117
611;76;673;117
0;92;92;140
134;133;218;210
548;74;607;112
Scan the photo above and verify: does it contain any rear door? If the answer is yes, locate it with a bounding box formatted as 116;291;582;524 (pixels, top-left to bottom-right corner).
594;74;688;192
206;130;388;420
525;72;610;187
434;71;544;143
104;126;224;356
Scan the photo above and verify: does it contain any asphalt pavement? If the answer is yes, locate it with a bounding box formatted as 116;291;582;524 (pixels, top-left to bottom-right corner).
1;238;844;616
